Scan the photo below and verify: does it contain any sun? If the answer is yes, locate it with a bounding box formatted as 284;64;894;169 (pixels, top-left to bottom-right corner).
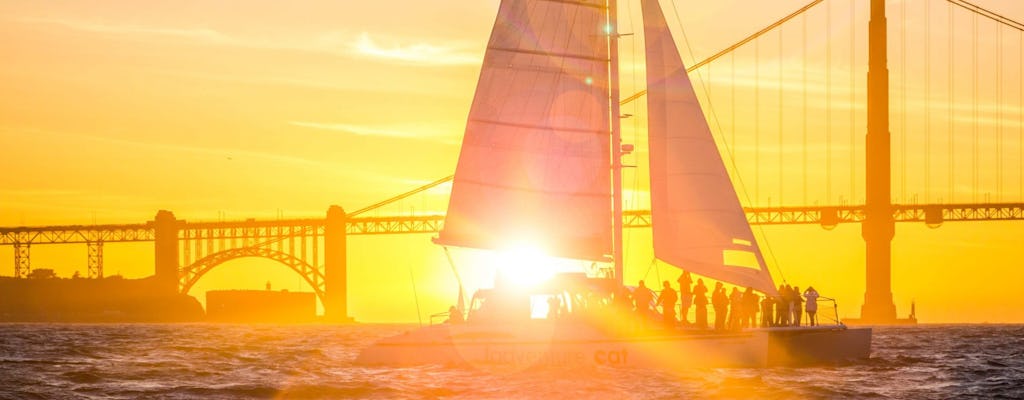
494;243;558;288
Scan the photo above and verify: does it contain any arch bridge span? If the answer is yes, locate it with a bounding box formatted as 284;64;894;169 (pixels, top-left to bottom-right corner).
178;246;326;306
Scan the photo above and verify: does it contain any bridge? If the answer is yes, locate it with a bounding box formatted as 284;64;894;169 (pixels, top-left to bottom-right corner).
2;0;1023;323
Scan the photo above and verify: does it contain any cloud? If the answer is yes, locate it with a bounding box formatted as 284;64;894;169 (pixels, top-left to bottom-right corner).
17;16;235;45
289;121;419;138
289;121;461;145
350;32;481;66
18;17;482;67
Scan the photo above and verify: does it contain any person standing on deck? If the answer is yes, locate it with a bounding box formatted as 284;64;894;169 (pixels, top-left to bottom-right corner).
761;294;774;327
742;287;758;328
677;272;693;325
657;281;678;328
711;282;728;331
775;284;789;326
803;286;820;326
792;286;804;326
547;296;561;320
727;287;742;330
634;281;653;320
693;279;709;329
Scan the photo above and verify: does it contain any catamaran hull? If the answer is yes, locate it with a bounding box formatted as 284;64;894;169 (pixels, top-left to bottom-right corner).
356;324;871;369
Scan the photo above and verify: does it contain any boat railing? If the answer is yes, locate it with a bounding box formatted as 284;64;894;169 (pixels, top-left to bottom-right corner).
815;296;843;326
672;295;845;329
429;311;449;326
429;309;467;326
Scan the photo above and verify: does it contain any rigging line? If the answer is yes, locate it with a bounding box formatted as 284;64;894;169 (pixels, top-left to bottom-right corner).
408;260;423;327
944;0;1024;32
620;0;827;106
442;246;466;313
627;0;640;262
642;257;657;281
667;0;785;281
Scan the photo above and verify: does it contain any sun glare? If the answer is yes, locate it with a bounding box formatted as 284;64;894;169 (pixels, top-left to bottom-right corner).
494;244;557;288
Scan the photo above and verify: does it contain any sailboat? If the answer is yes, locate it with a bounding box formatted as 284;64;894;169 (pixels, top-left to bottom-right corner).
356;0;871;368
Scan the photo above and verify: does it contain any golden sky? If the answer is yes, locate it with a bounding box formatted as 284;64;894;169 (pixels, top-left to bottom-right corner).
1;0;1023;323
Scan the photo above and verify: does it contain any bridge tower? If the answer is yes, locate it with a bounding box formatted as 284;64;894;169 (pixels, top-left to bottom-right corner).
861;0;898;323
153;210;180;294
324;205;350;322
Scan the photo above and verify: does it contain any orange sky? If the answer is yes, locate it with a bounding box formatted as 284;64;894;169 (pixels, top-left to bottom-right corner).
1;0;1023;323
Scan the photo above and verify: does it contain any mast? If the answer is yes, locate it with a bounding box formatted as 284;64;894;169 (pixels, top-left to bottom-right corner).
609;0;624;286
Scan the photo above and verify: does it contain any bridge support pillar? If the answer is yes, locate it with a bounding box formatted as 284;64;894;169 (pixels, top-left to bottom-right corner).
854;0;905;325
87;241;104;279
324;205;350;322
13;243;30;278
154;210;180;294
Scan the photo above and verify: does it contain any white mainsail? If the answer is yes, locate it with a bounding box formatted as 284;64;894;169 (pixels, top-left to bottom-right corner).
642;0;778;294
437;0;613;261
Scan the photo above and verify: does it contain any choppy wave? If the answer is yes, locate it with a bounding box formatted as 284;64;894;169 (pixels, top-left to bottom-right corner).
1;324;1022;399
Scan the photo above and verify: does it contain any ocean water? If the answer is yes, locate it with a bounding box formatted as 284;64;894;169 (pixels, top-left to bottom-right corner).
1;324;1022;399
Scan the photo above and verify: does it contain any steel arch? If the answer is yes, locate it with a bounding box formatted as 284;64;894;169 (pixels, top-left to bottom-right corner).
179;247;326;305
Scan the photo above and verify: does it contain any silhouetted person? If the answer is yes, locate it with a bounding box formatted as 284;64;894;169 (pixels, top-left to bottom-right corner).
761;295;774;327
693;279;709;329
727;287;742;330
742;287;758;329
712;282;728;331
792;286;804;326
634;280;653;317
775;284;789;326
447;305;463;324
804;286;820;326
657;281;678;328
547;296;561;320
678;271;693;325
783;285;797;326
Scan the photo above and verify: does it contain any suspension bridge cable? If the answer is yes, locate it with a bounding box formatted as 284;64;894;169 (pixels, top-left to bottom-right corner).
348;175;454;217
945;0;1024;32
620;0;826;106
926;0;932;202
1020;30;1023;201
732;52;737;161
998;25;1004;201
973;12;979;202
802;13;808;206
901;0;907;203
850;0;856;204
756;39;761;204
949;3;955;203
826;0;832;204
778;27;784;207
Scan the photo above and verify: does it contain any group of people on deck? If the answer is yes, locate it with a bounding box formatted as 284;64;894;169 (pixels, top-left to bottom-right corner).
630;271;824;330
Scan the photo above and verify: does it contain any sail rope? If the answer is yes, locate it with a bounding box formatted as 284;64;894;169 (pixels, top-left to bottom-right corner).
442;246;466;313
407;260;423;327
667;0;788;285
